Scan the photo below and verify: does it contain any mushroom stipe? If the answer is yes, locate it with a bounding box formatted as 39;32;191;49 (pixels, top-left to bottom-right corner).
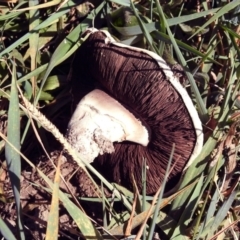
67;28;203;195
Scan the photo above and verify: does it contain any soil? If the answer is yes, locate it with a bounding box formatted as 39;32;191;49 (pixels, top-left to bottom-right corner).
0;150;103;239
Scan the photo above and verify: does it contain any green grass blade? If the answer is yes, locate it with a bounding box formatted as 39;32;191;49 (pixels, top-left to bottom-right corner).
112;8;220;37
20;9;97;143
113;4;221;36
193;158;224;240
189;1;240;39
12;0;61;11
29;0;40;99
101;183;108;229
35;24;84;104
170;174;204;239
109;183;196;236
152;31;221;65
155;1;207;118
15;63;48;85
113;22;157;36
142;158;147;212
35;0;106;105
131;1;157;53
0;217;17;240
166;8;220;26
170;77;232;221
2;128;102;239
157;213;178;236
110;0;130;7
148;144;175;240
37;168;103;240
0;0;76;58
20;1;106;144
170;132;218;211
221;45;235;111
204;187;220;227
220;24;240;40
142;158;147;240
206;191;237;238
19;96;134;212
5;62;25;240
0;1;26;21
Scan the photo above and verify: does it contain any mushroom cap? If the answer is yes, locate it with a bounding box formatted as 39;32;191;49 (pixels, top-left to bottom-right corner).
70;29;203;194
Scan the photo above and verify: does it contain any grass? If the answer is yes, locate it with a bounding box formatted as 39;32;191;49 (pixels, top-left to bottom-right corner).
0;0;240;239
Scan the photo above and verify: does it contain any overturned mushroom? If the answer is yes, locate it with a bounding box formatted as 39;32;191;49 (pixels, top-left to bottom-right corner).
67;28;203;194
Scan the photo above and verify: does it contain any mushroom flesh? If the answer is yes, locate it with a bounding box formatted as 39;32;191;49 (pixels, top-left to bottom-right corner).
66;28;203;194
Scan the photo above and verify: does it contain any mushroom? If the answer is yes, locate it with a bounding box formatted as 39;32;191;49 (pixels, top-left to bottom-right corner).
67;28;203;194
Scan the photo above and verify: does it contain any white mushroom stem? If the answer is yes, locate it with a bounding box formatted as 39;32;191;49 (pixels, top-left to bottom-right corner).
66;89;149;163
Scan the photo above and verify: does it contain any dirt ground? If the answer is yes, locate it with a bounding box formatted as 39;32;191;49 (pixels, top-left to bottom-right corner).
0;147;113;239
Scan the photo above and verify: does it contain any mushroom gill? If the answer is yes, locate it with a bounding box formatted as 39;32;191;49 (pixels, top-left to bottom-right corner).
68;29;203;195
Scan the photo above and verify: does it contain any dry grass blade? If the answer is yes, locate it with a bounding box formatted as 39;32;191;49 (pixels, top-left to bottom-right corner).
135;188;161;240
0;131;102;239
124;190;137;237
109;180;199;236
221;122;238;193
189;1;240;39
19;95;133;211
21;95;85;166
1;1;240;238
209;219;240;240
45;153;62;240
